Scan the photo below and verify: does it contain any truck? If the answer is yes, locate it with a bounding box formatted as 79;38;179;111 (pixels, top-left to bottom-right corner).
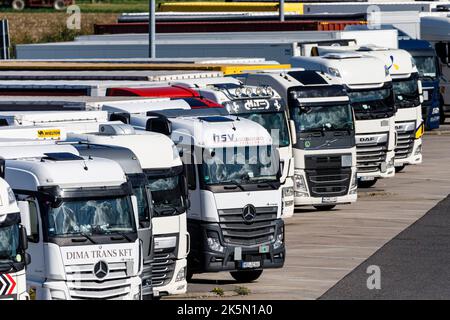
0;159;30;300
0;111;190;298
108;106;286;282
0;127;143;300
106;82;295;218
237;69;357;210
313;45;424;172
399;39;443;129
291;53;396;188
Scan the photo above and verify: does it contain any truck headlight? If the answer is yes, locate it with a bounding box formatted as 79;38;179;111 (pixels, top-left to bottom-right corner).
387;157;395;168
282;186;294;198
294;174;307;192
207;232;224;253
50;289;67;300
274;226;284;250
414;144;422;155
176;267;186;282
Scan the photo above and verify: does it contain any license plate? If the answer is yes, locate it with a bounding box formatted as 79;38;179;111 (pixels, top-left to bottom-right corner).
322;197;337;203
360;176;375;181
241;261;261;269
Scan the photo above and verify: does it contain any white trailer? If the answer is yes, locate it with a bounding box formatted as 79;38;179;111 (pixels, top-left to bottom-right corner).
0;161;30;300
238;69;358;209
0;135;143;300
171;77;295;218
291;53;396;188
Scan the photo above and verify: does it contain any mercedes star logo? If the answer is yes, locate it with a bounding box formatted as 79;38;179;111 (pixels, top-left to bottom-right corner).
242;204;257;223
93;261;109;279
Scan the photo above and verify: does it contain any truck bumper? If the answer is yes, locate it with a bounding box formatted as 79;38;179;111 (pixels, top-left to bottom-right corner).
187;220;285;274
294;193;357;207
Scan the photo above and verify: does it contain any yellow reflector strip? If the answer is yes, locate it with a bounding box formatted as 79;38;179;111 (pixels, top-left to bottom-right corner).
159;2;304;14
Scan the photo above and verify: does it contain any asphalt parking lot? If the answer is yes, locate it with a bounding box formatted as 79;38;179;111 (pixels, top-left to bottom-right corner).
170;122;450;300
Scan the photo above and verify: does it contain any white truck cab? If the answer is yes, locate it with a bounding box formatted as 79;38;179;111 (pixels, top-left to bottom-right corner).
172;77;295;218
313;45;424;171
238;69;357;210
128;108;285;283
0;160;30;300
0;111;189;298
0;139;142;300
291;53;397;188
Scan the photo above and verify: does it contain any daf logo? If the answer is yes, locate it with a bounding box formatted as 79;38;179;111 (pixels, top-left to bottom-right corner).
93;261;109;279
359;137;375;143
242;204;257;223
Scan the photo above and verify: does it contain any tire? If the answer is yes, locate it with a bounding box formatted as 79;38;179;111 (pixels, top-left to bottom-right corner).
395;165;406;173
230;270;263;283
11;0;25;11
358;178;378;188
313;205;336;211
53;0;66;10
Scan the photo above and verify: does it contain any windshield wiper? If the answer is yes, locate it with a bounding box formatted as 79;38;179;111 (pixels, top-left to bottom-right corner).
72;232;96;244
154;204;184;215
222;181;245;191
109;231;132;242
254;179;278;189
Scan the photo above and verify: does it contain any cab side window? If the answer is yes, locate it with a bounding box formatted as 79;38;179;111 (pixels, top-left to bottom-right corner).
28;201;39;243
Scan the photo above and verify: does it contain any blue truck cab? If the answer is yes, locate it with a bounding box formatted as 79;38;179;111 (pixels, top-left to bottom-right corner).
399;39;443;130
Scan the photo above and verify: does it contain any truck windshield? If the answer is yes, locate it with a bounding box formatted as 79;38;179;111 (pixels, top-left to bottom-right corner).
201;145;279;185
146;172;185;217
393;75;420;109
0;223;19;263
47;196;135;237
238;112;290;148
347;86;395;119
414;56;437;80
290;104;354;133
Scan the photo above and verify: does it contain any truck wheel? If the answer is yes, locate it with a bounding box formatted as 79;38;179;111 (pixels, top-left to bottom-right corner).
358;178;378;188
313;205;336;211
53;0;66;10
395;165;406;173
230;270;263;283
12;0;25;11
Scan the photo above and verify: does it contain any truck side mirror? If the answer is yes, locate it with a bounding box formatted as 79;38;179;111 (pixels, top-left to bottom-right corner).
109;112;130;124
18;201;31;237
146;118;172;136
20;225;28;251
130;195;139;230
24;253;31;266
289;120;297;145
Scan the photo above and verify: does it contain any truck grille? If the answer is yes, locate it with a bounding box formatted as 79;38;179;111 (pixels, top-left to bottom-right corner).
218;206;278;246
151;247;176;288
305;168;351;197
356;142;388;173
65;262;132;300
395;129;415;159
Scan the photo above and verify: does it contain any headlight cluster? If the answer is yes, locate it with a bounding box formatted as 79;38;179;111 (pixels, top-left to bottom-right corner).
414;144;422;156
294;173;308;197
207;231;224;253
176;267;186;282
282;186;294;197
7;187;16;204
387;157;395;168
274;226;284;250
233;86;274;98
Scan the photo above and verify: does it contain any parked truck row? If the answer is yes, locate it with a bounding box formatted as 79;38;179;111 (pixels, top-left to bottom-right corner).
0;48;426;299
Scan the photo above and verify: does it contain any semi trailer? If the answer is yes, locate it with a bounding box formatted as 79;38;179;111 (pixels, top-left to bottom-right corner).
0;134;143;300
291;53;396;188
238;69;357;210
0;159;30;300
